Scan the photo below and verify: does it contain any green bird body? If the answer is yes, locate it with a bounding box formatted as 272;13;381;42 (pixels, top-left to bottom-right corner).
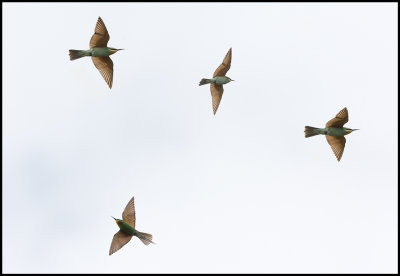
109;196;154;256
69;47;120;59
69;17;123;89
305;107;359;162
306;127;354;137
115;219;138;236
199;48;234;115
199;76;232;86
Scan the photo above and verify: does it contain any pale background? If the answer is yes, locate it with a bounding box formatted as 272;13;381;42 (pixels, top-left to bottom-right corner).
2;2;398;273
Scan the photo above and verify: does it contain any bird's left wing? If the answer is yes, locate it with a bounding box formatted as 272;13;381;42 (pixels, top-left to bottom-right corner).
89;17;110;48
326;135;346;162
213;48;232;77
122;196;136;228
210;84;224;115
109;230;132;255
325;107;349;128
91;56;113;89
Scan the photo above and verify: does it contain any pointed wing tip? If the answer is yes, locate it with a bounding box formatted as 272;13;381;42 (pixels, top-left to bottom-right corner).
106;80;113;89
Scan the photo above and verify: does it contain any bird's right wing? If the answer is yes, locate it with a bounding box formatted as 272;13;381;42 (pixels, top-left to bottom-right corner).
326;135;346;162
109;230;132;255
91;56;114;89
122;196;136;228
89;17;110;48
210;84;224;115
213;48;232;77
325;107;349;128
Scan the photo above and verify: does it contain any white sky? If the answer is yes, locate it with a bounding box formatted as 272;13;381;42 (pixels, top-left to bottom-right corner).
2;2;398;273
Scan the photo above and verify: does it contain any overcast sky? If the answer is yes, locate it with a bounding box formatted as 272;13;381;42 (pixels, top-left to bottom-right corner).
3;2;398;273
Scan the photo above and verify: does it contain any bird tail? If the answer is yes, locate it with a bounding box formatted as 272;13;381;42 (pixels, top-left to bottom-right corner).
304;126;320;138
136;231;155;245
69;50;89;61
199;78;212;86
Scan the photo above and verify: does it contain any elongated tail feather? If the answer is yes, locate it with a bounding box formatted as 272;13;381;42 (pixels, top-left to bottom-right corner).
136;231;155;245
69;49;89;61
199;78;212;86
304;126;320;138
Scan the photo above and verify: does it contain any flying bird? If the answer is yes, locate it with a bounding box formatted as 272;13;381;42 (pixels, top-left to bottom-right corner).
109;196;154;256
199;47;234;115
305;107;359;162
69;16;123;89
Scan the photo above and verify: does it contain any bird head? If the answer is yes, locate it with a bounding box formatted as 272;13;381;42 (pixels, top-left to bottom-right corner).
345;128;359;134
111;216;122;226
109;48;124;55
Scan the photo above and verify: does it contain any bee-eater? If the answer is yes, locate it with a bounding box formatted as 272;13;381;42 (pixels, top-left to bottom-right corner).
69;17;123;89
199;48;234;115
305;107;359;162
109;196;154;256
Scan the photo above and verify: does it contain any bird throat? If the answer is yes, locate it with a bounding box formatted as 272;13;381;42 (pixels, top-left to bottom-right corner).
109;49;118;55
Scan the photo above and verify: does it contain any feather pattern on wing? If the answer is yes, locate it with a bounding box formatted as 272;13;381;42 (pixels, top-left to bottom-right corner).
90;17;110;48
326;135;346;161
109;230;132;255
122;196;136;228
325;107;349;128
210;84;224;115
213;48;232;77
91;56;113;89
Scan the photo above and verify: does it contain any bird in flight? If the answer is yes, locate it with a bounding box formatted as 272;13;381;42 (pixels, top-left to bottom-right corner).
69;16;123;89
109;196;154;256
199;47;234;115
305;107;359;162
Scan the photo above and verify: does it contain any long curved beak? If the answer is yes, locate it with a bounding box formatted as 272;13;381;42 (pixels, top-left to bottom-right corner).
117;49;124;51
111;216;117;221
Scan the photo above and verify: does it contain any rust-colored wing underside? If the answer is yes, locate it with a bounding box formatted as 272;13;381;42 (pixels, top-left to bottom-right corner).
91;56;113;89
109;230;132;255
90;16;110;48
210;84;224;115
213;48;232;77
325;107;348;128
326;135;346;161
122;196;136;228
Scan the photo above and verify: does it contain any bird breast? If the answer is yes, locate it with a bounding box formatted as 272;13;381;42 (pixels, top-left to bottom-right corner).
91;47;112;57
327;127;347;136
214;76;231;85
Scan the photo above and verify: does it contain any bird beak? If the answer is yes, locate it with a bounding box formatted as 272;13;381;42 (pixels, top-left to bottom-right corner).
111;216;117;221
117;49;124;51
231;79;235;81
352;129;359;131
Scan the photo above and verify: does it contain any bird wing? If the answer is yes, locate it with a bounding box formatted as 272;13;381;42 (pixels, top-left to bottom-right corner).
122;196;136;228
326;135;346;162
89;17;110;48
213;48;232;77
325;107;348;128
210;84;224;115
91;56;114;89
109;230;132;255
